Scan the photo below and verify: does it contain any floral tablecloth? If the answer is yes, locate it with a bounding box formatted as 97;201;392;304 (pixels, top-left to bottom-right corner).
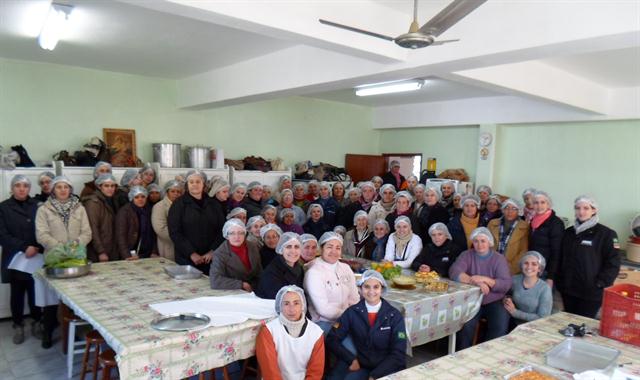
384;279;483;351
380;312;640;379
35;258;264;380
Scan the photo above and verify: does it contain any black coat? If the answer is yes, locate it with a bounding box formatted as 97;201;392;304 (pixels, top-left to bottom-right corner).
447;214;479;250
168;194;225;272
385;211;420;236
381;171;406;192
255;255;304;299
303;219;330;240
410;239;462;276
556;223;621;302
241;197;264;218
529;211;565;279
337;202;366;230
0;197;43;283
417;204;451;244
260;246;278;268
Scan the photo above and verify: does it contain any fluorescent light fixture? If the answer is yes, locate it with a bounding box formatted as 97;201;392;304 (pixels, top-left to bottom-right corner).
38;3;73;51
355;80;424;97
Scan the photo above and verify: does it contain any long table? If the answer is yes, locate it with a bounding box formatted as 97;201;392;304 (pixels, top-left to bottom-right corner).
380;312;640;379
36;258;260;380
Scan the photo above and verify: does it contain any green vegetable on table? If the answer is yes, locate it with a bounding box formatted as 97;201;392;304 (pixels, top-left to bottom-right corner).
44;242;88;268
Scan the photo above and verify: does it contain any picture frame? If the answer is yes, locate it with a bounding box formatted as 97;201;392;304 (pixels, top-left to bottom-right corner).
103;128;137;167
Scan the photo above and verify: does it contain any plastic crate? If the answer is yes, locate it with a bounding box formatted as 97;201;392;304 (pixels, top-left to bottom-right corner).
600;284;640;346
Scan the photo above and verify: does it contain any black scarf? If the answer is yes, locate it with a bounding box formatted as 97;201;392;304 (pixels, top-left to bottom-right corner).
132;203;154;257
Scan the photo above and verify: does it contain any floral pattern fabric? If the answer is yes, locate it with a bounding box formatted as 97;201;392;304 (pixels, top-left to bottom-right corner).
380;312;640;379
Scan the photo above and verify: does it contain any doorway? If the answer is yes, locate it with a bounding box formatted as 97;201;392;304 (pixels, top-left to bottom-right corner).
382;153;422;179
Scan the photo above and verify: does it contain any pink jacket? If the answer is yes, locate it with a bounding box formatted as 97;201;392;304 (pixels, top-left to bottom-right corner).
304;258;360;323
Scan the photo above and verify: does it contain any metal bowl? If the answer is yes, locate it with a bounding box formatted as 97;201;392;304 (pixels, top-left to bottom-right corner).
45;262;92;279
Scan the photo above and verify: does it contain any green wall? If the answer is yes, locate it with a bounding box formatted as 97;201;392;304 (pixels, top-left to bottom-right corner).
377;125;479;179
0;58;376;167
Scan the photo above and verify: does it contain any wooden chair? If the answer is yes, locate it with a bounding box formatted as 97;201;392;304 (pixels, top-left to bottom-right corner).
99;349;117;380
240;357;261;380
80;330;105;380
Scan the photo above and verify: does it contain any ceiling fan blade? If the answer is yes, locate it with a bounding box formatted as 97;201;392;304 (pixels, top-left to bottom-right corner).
419;0;487;37
431;39;460;46
319;19;395;42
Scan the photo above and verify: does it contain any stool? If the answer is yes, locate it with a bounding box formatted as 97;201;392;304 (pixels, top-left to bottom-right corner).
80;330;105;380
240;357;260;380
99;349;117;380
66;316;90;379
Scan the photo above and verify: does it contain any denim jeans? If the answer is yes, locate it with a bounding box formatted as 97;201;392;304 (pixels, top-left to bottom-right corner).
457;299;510;350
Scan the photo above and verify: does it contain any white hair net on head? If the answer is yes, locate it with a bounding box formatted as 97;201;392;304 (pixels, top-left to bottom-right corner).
260;224;283;240
470;227;495;247
222;218;247;239
163;180;182;192
10;174;31;189
357;269;388;296
93;161;112;179
318;231;343;246
425;186;442;200
333;225;347;236
246;215;266;228
128;185;148;202
280;189;293;198
519;251;546;273
414;184;426;192
319;182;330;190
347;187;361;196
293;182;306;191
300;233;318;245
120;169;139;187
476;185;492;195
95;174;117;187
428;223;452;240
371;176;383;183
38;171;55;183
574;195;598;211
247;181;262;191
231;182;247;192
353;210;368;226
147;183;162;194
227;207;247;220
522;188;537;198
275;232;302;254
394;215;412;228
358;181;375;191
306;204;324;219
533;190;553;208
461;194;481;208
379;183;397;196
395;191;414;204
373;219;390;231
185;169;206;183
279;207;295;220
501;198;523;215
51;176;73;192
274;285;307;316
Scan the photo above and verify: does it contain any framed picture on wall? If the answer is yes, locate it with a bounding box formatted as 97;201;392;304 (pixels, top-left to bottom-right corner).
103;128;137;167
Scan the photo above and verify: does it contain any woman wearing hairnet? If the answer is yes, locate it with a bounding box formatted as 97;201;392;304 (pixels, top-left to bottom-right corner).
83;174;119;263
417;186;450;244
327;270;407;379
115;186;158;259
300;234;319;264
303;204;330;239
449;227;511;349
384;216;422;269
256;285;325;380
259;223;283;268
151;180;184;261
343;211;373;259
528;190;564;284
210;218;262;291
487;199;529;274
555;196;620;318
34;171;55;203
447;195;482;249
504;251;552;326
411;223;462;276
304;232;359;332
246;215;266;248
256;233;305;299
80;161;112;200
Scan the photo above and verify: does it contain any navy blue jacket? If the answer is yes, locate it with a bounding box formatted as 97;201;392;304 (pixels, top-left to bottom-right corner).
447;214;478;250
327;299;407;378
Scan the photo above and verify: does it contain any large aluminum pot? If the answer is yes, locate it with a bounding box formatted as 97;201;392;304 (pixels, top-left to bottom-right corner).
153;143;181;168
186;146;211;168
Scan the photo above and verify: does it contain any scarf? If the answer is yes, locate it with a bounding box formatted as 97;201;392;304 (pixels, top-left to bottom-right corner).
230;243;251;272
132;203;154;257
279;315;306;338
49;195;80;227
359;196;373;212
353;228;371;258
440;195;453;209
497;217;517;254
461;213;479;248
413;202;424;217
393;232;413;261
575;215;599;235
531;210;552;230
371;236;387;261
379;199;395;212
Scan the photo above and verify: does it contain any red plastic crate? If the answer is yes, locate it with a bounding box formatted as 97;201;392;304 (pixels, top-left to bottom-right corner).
600;284;640;346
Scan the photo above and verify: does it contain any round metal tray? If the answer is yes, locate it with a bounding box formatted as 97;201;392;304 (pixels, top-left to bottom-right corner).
45;262;92;279
150;313;211;332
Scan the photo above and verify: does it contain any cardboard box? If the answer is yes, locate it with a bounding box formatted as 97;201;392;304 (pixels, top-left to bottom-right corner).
615;267;640;286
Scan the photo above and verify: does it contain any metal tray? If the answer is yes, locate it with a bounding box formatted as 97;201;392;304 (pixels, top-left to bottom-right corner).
150;313;210;331
45;262;91;279
545;338;620;373
504;364;561;379
164;265;202;280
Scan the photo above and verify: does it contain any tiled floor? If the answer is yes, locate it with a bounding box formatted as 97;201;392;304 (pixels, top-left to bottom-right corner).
0;318;444;380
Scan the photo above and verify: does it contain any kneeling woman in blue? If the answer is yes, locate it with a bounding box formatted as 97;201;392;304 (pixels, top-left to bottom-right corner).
327;270;407;380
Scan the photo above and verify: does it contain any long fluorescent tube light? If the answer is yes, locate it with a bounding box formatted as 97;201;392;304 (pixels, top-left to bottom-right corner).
38;3;73;51
355;80;424;97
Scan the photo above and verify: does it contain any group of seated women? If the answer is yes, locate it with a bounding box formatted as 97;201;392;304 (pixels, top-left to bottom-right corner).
0;160;621;378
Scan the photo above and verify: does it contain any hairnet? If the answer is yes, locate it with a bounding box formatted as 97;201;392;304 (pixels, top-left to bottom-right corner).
519;251;546;273
425;186;442;200
319;182;330;190
501;198;523;215
533;190;553;208
95;174;117;187
164;180;183;192
407;175;418;183
487;195;501;206
10;174;31;189
128;185;148;201
308;180;318;187
93;161;112;179
246;215;266;228
395;191;414;204
357;269;388;296
227;207;247;220
414;184;426;193
38;171;55;183
262;184;272;192
262;204;277;214
139;163;157;183
260;223;283;240
373;219;390;231
476;185;492;195
275;232;302;254
522;188;537;198
222;218;247;239
247;181;262;191
279;207;295;219
574;195;598;211
300;233;318;245
347;187;361;196
371;176;383;183
394;215;412;228
293;182;306;191
353;210;368;225
358;181;375;191
379;184;396;196
318;231;343;246
120;169;139;187
209;178;230;197
185;169;206;184
460;194;481;208
274;285;307;316
441;180;456;190
307;203;324;219
279;175;291;187
51;176;73;192
147;183;162;193
280;188;293;199
333;225;347;235
470;227;494;247
389;160;400;169
428;222;452;240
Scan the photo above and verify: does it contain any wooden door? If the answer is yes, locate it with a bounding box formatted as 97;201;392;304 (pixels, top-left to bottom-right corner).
345;154;386;184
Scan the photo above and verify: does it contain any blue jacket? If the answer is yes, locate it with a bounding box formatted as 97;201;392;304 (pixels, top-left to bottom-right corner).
312;197;339;228
447;214;478;250
327;299;407;378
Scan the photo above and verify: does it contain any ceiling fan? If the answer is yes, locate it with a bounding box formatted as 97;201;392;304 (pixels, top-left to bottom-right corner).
319;0;486;49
